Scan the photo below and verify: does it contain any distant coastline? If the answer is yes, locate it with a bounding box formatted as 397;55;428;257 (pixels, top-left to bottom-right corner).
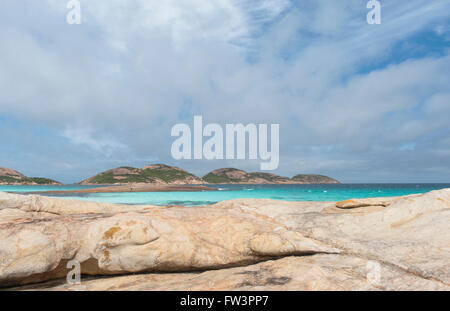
0;164;340;186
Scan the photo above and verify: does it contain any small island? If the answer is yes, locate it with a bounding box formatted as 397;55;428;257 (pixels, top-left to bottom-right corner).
202;168;340;184
0;167;61;185
79;164;204;185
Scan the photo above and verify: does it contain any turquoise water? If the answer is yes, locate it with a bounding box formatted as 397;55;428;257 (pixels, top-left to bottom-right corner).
0;185;105;192
1;184;449;206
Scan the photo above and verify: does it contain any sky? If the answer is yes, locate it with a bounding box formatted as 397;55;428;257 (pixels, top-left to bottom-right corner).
0;0;449;184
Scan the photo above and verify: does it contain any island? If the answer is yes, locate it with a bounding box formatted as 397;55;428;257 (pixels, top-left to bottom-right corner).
202;168;340;184
0;164;340;189
0;167;61;185
79;164;204;185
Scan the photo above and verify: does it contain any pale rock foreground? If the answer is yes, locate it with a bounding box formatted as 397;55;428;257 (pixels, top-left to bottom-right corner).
0;192;337;287
0;189;449;290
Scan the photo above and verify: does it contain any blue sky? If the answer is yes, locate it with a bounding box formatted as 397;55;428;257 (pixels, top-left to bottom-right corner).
0;0;449;183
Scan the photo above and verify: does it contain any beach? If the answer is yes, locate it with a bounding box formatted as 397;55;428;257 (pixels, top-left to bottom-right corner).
29;184;216;195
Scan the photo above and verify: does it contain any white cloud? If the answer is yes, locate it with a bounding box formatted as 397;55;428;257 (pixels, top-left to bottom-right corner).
0;0;449;182
62;125;128;155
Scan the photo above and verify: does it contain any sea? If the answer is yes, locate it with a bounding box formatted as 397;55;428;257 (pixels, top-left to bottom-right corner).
1;183;449;207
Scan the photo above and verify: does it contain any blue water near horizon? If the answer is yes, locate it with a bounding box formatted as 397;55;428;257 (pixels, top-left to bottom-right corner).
1;183;449;206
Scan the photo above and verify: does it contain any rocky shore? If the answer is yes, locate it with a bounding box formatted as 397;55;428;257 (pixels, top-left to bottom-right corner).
0;189;449;291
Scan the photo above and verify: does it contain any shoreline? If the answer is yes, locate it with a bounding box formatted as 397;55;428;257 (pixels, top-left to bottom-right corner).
29;184;217;195
2;183;449;206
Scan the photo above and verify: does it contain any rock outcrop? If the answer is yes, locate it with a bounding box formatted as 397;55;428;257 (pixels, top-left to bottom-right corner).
0;167;61;185
0;188;449;290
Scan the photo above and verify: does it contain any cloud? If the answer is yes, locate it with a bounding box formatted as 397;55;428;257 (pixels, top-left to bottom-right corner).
62;125;128;155
0;0;449;182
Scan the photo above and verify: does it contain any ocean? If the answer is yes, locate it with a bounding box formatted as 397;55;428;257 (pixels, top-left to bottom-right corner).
1;183;449;206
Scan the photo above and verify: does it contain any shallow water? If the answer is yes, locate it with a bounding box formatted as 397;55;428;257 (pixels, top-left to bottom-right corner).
1;183;449;206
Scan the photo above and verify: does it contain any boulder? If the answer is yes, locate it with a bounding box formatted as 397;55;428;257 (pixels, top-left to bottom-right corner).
0;192;337;287
0;188;449;290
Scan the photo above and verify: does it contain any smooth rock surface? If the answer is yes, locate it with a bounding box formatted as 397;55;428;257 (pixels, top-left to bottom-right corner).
13;255;448;291
1;189;449;290
0;192;337;287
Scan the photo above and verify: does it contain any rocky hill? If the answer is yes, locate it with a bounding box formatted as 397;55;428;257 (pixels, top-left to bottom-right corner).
202;168;339;184
79;165;339;185
0;167;61;185
79;164;204;185
202;168;290;184
292;174;340;184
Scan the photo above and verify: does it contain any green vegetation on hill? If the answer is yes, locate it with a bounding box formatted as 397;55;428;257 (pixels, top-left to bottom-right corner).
142;167;196;183
203;169;290;184
0;176;60;185
202;168;245;183
247;172;289;182
203;173;234;184
83;165;202;184
291;174;339;184
202;173;233;183
203;168;339;184
88;169;153;184
27;177;60;185
0;176;20;184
